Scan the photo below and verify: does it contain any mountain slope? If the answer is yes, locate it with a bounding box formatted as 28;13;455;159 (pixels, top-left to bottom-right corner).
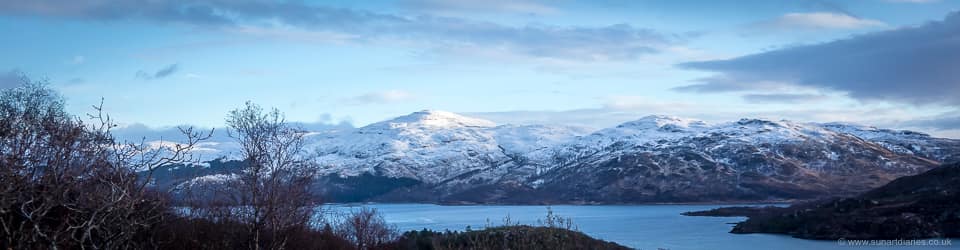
514;117;941;203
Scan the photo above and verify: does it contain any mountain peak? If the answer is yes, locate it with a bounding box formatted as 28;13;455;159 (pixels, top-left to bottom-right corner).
735;118;785;127
616;115;708;131
377;110;496;128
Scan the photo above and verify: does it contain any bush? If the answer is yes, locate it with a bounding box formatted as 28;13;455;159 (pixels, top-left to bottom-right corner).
335;207;399;249
391;207;629;250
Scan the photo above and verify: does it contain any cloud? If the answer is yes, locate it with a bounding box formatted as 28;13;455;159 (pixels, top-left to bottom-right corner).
0;1;233;25
468;96;702;128
112;120;353;160
601;95;694;111
901;112;960;130
468;105;960;138
401;0;558;15
750;12;885;31
136;63;179;80
69;55;85;65
742;94;827;104
469;108;627;129
672;75;794;93
679;11;960;106
0;1;675;61
345;90;416;105
67;78;85;84
885;0;939;3
0;70;25;89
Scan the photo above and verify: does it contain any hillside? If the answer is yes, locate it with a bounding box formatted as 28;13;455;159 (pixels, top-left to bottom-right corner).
691;162;960;240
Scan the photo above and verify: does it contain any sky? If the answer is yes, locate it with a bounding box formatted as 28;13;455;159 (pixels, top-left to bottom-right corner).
1;0;959;138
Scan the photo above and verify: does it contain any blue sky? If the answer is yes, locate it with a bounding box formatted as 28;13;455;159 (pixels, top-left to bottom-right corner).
1;0;959;138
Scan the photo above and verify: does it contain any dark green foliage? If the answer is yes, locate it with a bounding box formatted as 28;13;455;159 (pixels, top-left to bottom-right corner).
392;226;630;250
151;217;354;250
389;207;627;250
726;162;960;240
682;205;789;217
147;207;630;250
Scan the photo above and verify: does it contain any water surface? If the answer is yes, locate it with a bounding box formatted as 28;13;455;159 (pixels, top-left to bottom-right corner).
329;203;954;250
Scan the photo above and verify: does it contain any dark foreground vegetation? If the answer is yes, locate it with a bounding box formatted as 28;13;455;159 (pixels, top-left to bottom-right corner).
687;162;960;240
393;225;629;250
156;210;629;250
0;77;625;249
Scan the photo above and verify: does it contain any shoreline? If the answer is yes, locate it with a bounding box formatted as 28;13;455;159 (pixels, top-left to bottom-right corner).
325;200;798;206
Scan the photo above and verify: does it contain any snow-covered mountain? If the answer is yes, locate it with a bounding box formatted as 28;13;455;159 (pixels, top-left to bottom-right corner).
307;110;590;182
509;117;948;203
158;111;960;204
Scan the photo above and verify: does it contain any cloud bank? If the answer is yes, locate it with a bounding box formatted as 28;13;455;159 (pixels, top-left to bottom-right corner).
0;1;676;61
679;11;960;106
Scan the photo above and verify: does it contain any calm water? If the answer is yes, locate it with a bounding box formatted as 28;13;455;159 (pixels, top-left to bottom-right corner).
329;203;955;250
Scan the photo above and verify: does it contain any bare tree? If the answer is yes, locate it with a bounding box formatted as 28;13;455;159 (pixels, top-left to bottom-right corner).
0;78;210;249
224;101;320;250
336;207;398;250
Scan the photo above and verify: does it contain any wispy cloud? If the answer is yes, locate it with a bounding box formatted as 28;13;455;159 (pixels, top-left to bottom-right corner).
112;120;353;160
0;1;676;62
901;112;960;130
401;0;559;15
601;95;694;112
136;63;179;80
679;11;960;106
68;55;85;65
67;78;85;84
742;94;827;104
749;12;885;31
672;75;795;93
345;90;416;105
885;0;939;3
469;105;960;138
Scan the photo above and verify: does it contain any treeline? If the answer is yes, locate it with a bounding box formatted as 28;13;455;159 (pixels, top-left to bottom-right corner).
0;78;626;249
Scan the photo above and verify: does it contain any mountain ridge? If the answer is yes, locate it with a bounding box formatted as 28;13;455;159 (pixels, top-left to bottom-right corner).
153;110;960;204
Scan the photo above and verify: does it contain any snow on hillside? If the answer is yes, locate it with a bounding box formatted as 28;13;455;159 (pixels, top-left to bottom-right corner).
299;111;960;183
820;122;960;161
168;110;959;188
156;110;960;205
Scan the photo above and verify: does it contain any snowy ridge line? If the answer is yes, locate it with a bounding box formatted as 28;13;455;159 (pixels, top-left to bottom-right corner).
303;111;957;183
